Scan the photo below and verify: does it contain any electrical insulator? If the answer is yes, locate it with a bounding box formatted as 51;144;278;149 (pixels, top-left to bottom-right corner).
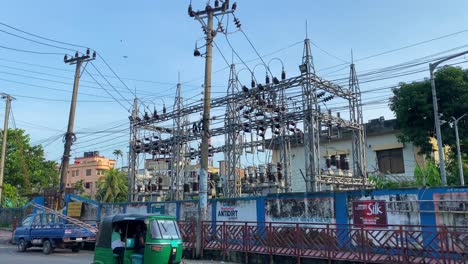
257;83;264;90
273;77;280;84
326;157;331;168
86;48;90;56
277;162;283;172
64;54;68;62
144;112;150;120
93;51;97;59
188;5;194;17
153;109;158;119
266;75;270;84
163;104;167;114
281;69;286;80
75;51;79;58
194;49;201;57
214;0;219;8
232;2;237;11
251;79;255;88
242;86;249;93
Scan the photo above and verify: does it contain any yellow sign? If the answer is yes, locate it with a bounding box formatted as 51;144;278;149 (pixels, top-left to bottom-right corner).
68;202;83;217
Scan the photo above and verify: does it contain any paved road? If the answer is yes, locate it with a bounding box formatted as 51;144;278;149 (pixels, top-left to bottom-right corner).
0;244;237;264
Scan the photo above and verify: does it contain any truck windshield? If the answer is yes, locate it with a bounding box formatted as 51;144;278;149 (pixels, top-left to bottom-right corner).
150;219;180;239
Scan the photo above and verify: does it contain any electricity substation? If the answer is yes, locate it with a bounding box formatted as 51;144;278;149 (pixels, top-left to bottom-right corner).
126;37;371;201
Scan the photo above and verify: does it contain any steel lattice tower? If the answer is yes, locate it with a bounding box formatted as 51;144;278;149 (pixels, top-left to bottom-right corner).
301;38;321;192
171;78;188;200
278;81;292;192
349;59;367;181
224;64;242;197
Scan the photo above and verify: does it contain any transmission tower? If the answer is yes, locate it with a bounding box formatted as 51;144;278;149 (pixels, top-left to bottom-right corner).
171;77;188;200
224;64;242;197
349;56;367;181
301;38;321;192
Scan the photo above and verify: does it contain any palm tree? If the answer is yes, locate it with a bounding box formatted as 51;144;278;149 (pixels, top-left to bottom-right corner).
112;149;123;170
96;168;128;203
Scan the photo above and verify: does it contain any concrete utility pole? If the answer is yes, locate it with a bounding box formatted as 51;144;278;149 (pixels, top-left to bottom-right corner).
429;50;468;186
188;0;236;258
452;114;467;186
0;94;13;204
59;50;96;208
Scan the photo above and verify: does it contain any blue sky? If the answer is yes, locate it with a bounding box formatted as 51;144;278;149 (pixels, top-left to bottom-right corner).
1;0;468;165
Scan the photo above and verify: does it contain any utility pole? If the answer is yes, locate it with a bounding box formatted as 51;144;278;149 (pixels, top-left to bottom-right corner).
0;94;14;204
128;97;139;202
429;50;468;186
59;50;96;208
188;0;236;258
452;114;467;186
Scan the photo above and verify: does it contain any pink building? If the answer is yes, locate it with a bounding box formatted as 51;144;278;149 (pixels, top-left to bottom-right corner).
65;151;116;197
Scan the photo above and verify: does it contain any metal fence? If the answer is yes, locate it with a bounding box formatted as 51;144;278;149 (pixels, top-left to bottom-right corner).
178;221;468;264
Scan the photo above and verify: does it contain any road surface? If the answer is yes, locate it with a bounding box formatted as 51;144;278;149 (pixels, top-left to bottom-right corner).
0;244;237;264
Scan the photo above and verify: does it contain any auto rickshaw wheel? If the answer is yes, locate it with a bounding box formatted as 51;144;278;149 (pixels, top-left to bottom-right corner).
18;239;27;252
43;240;52;255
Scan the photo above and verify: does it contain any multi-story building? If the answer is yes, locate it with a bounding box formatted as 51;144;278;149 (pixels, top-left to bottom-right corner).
271;117;433;192
65;151;116;197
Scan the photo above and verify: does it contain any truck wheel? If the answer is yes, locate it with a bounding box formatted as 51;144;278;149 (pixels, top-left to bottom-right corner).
18;239;27;252
43;240;52;255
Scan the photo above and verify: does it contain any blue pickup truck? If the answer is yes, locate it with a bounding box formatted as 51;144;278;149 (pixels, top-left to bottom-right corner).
13;212;96;254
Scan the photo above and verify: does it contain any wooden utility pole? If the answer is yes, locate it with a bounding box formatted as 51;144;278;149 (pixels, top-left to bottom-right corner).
59;50;95;208
0;94;13;204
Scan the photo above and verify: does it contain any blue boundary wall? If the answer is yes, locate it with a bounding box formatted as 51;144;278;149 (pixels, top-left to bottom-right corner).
64;186;468;227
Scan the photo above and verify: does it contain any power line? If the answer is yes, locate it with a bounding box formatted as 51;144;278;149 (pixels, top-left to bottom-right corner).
0;44;64;55
0;21;88;49
84;67;131;112
317;28;468;72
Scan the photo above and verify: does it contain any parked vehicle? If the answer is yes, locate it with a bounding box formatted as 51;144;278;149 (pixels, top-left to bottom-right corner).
13;212;96;254
93;214;183;264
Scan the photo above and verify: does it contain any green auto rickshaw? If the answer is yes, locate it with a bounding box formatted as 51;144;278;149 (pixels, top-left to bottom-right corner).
93;214;183;264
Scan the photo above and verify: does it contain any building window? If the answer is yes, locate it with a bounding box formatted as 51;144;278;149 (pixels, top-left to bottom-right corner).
86;169;92;176
71;171;75;177
376;148;405;174
85;182;91;189
76;170;79;176
96;169;106;176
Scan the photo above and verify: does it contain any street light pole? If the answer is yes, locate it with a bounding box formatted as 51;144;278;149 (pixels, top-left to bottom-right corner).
429;50;468;186
452;113;466;186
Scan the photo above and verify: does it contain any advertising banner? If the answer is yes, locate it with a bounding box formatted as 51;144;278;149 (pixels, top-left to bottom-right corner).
265;197;335;224
216;199;257;222
352;200;388;227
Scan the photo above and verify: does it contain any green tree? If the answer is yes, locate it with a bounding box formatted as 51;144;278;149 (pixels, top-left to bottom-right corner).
414;160;441;186
72;179;85;195
1;183;27;208
113;149;123;170
96;168;128;203
2;128;58;195
390;66;468;155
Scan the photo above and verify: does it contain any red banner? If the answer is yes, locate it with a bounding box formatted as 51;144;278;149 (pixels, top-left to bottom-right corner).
352;200;387;227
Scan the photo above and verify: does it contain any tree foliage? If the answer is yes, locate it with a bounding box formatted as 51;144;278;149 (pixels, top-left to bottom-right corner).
96;168;128;203
72;179;85;195
1;183;27;208
390;66;468;155
414;160;441;186
2;128;58;195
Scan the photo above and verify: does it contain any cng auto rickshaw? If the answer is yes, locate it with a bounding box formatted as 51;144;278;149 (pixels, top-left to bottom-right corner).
93;214;183;264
